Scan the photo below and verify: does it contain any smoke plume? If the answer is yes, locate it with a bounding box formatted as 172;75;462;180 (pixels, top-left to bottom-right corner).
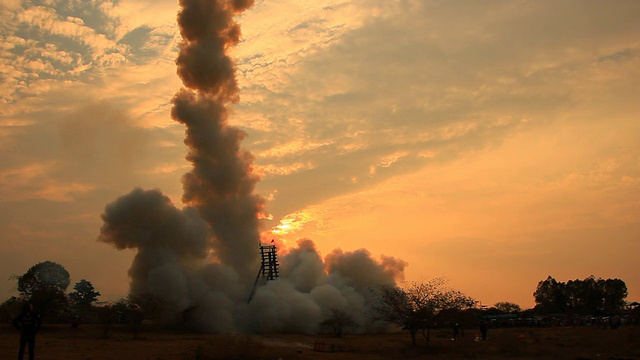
99;0;406;333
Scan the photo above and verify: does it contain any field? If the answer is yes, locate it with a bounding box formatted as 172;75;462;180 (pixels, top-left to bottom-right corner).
1;323;639;359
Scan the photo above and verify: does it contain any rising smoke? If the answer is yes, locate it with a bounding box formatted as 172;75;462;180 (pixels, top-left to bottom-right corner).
98;0;406;333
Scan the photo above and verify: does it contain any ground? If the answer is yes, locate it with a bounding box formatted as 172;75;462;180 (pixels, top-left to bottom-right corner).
1;323;639;359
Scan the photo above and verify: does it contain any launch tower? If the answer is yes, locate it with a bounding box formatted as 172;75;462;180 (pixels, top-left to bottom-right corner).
247;243;280;302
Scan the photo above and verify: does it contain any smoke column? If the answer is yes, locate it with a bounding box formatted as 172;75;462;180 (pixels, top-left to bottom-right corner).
172;0;263;282
99;0;407;333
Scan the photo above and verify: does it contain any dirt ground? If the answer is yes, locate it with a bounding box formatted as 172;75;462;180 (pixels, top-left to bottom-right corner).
1;323;639;360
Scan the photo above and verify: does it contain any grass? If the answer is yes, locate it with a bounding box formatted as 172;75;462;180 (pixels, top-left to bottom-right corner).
1;323;638;359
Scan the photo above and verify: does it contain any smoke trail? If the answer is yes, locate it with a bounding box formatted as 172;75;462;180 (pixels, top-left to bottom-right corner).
171;89;263;281
99;0;408;333
172;0;263;281
175;0;253;98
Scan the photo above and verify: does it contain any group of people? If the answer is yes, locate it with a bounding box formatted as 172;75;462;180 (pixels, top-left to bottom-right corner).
451;320;489;341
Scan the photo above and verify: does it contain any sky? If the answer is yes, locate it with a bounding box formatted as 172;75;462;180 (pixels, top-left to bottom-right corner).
1;0;639;309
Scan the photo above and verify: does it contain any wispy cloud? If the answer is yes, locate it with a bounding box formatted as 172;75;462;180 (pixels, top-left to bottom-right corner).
0;0;638;306
0;162;94;201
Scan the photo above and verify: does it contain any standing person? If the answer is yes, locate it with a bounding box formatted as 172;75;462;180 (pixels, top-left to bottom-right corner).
451;322;460;340
12;302;41;360
479;319;488;341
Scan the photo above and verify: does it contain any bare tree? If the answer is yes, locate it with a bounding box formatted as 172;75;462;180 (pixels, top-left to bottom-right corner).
373;278;475;346
320;308;356;337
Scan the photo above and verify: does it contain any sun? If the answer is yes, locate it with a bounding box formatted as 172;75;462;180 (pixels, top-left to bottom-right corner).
268;210;317;236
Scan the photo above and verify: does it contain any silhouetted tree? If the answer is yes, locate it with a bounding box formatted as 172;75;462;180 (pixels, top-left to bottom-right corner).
566;276;599;314
15;261;70;297
373;278;475;346
533;276;568;314
68;279;101;323
493;301;521;314
601;278;627;313
534;275;627;315
320;308;356;337
96;302;119;338
69;279;101;309
13;261;70;318
631;305;640;325
0;296;22;322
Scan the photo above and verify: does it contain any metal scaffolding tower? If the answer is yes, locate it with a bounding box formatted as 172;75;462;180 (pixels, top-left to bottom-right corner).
260;244;279;281
247;243;279;303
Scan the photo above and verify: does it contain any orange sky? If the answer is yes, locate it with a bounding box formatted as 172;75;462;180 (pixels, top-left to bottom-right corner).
1;0;639;309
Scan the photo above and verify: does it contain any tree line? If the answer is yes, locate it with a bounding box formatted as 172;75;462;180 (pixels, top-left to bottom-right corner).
1;261;161;337
3;261;98;321
533;275;628;315
1;261;633;344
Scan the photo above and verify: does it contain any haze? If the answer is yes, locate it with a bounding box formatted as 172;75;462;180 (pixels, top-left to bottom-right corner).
1;0;638;309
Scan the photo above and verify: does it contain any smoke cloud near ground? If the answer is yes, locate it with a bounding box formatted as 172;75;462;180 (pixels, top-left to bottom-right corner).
98;0;406;333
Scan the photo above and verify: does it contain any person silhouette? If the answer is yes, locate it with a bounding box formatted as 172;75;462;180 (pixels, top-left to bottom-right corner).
479;319;488;341
452;322;460;340
13;302;41;360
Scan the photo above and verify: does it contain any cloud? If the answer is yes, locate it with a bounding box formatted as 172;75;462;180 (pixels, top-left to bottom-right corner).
226;1;640;231
0;162;94;202
1;0;639;310
0;0;178;107
0;0;187;288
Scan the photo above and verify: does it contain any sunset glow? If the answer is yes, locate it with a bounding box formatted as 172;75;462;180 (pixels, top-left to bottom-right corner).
269;210;318;236
1;0;638;310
